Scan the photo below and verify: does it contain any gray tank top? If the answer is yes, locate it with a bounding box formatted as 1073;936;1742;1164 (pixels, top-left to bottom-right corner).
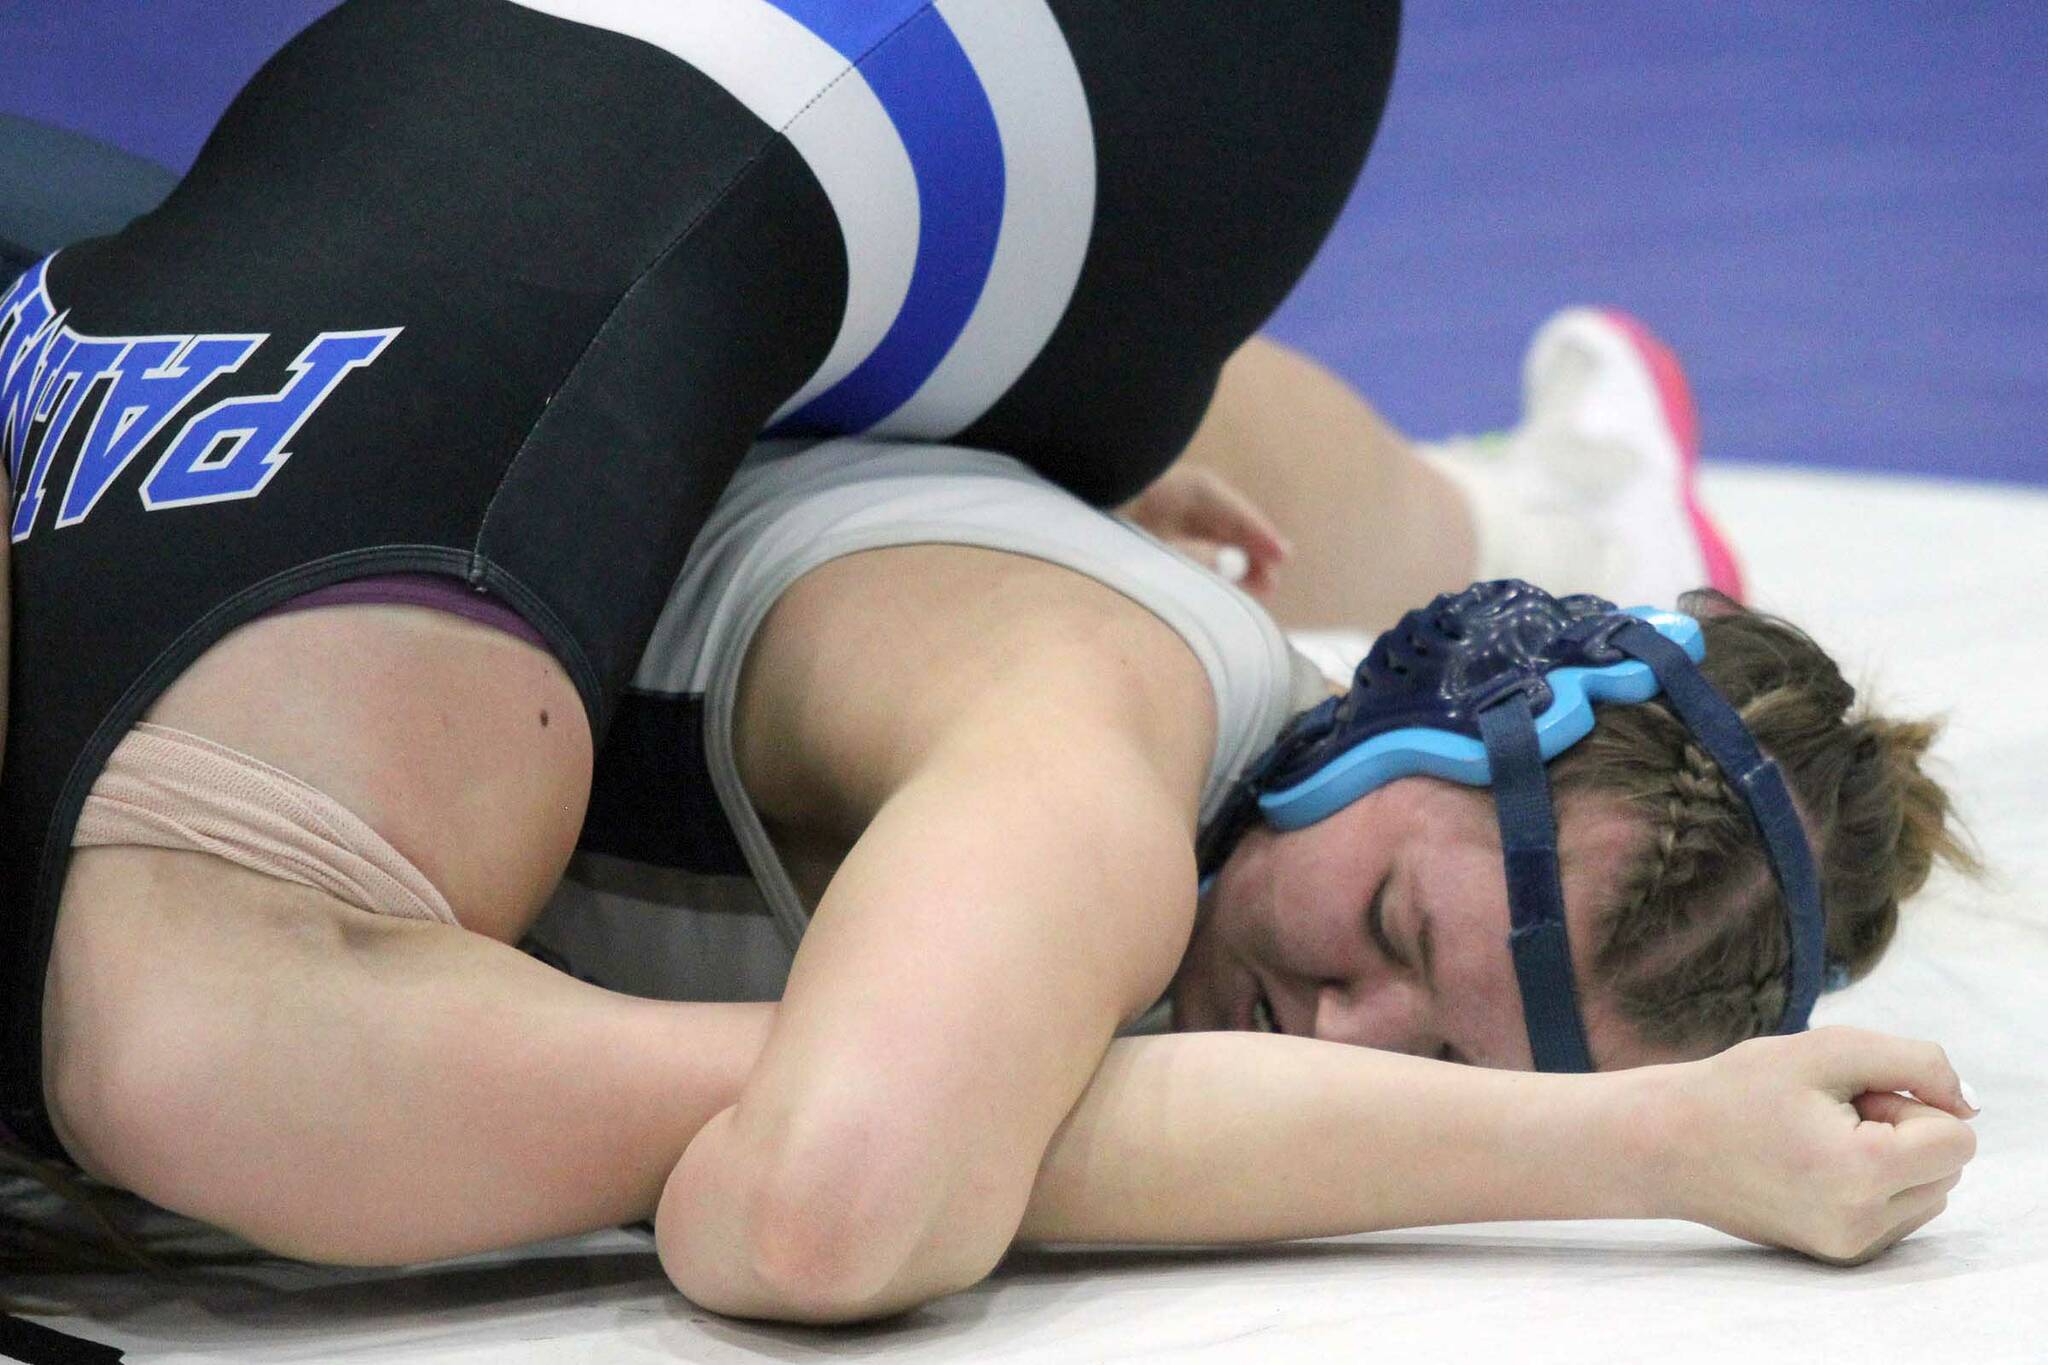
527;438;1325;1002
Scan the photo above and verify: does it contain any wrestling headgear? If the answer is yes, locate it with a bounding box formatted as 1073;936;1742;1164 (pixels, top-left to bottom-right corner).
1198;580;1832;1072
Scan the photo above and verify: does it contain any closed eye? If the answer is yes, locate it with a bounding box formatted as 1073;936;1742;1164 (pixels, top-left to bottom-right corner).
1369;879;1431;990
1370;879;1462;1063
1366;878;1400;965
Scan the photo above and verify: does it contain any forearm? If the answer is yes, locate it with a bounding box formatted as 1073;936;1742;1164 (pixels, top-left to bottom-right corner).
661;1027;1674;1321
1020;1030;1677;1244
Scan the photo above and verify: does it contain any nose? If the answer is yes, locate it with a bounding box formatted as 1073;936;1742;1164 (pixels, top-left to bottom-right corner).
1312;976;1433;1055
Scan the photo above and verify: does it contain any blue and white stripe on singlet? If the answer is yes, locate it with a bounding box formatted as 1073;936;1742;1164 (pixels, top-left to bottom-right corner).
506;0;1097;440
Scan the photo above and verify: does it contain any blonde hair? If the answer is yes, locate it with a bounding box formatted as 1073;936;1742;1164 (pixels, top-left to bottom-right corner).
1553;591;1979;1054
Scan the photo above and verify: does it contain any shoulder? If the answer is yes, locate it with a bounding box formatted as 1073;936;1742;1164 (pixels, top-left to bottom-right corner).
735;541;1219;839
653;439;1294;839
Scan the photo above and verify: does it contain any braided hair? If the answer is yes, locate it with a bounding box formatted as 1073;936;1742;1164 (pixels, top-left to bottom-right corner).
1550;592;1978;1055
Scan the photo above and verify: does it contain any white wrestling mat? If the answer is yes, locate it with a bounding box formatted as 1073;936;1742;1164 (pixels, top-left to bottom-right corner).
10;465;2046;1364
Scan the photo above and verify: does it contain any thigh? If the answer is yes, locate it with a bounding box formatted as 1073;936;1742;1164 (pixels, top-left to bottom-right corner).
743;0;1399;504
955;0;1403;505
140;605;597;944
43;845;778;1263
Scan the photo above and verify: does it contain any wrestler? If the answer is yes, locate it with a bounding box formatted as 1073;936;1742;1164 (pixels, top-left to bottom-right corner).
10;430;1980;1322
2;0;1977;1327
4;0;1394;1162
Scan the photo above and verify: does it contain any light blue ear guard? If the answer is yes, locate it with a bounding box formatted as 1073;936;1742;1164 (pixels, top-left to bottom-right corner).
1197;581;1833;1072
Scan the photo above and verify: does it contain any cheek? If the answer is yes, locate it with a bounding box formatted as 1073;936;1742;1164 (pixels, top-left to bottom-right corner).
1262;849;1376;973
1218;817;1384;976
1283;896;1360;968
1425;856;1527;1057
1454;958;1519;1053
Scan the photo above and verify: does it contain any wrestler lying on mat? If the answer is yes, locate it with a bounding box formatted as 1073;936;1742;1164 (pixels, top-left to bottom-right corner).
1;0;1975;1328
6;388;1977;1324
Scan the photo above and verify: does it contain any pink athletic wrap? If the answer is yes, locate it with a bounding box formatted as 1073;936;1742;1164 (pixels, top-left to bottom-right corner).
74;723;460;928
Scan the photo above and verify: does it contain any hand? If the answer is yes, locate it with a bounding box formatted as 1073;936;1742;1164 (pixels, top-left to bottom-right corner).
1653;1026;1979;1265
1120;466;1292;599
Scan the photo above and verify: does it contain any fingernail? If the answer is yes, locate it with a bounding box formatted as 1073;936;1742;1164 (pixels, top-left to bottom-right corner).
1215;545;1251;584
1960;1078;1981;1112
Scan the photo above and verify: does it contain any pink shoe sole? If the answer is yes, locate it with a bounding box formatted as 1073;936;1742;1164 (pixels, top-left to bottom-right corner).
1595;309;1747;603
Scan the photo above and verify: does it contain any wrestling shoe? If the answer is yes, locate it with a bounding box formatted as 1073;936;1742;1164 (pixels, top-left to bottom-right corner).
1425;308;1746;608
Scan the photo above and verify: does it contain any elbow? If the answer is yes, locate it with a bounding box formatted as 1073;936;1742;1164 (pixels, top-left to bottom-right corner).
659;1106;1015;1324
738;1187;945;1324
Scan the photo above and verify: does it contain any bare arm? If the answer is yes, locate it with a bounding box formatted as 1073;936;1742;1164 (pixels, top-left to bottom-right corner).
53;844;1646;1269
53;847;1970;1305
1023;1030;1663;1244
654;700;1210;1319
652;548;1220;1321
1022;1026;1975;1272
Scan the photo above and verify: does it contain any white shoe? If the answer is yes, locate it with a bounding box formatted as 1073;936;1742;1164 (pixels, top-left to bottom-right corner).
1429;308;1745;608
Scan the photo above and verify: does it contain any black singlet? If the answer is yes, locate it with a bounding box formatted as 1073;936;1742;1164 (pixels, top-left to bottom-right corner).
1;0;1398;1160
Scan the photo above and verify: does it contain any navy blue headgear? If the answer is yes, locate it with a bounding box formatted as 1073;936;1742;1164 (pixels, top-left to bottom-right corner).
1198;581;1833;1072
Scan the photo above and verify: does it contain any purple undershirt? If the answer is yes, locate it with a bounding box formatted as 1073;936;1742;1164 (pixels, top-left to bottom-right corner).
267;574;547;650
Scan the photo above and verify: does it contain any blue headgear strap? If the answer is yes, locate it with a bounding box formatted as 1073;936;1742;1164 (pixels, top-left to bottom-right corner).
1479;693;1596;1073
1606;619;1828;1033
